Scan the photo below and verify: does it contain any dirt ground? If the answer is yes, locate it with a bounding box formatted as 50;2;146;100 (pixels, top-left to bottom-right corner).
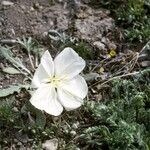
0;0;120;86
0;0;117;45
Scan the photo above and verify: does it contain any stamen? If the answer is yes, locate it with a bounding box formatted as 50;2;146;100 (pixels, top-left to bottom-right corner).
46;76;61;87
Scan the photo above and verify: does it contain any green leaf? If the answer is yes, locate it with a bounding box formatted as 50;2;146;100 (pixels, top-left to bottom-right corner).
17;37;44;57
17;37;33;52
21;101;46;129
2;67;21;74
83;73;100;81
0;84;29;98
35;109;46;129
0;46;31;74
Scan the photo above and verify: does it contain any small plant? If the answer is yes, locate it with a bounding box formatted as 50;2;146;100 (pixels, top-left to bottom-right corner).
48;30;93;59
93;0;150;43
115;0;150;43
0;36;150;149
78;69;150;149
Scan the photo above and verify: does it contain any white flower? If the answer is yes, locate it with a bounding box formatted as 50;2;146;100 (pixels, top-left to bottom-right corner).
30;47;88;116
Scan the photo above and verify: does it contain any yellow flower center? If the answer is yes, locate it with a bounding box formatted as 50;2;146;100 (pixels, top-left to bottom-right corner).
44;76;62;87
43;75;67;87
50;77;60;86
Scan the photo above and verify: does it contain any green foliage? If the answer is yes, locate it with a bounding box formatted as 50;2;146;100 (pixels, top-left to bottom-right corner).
17;37;44;57
2;67;21;74
21;101;46;129
0;96;21;145
117;0;145;22
1;40;150;149
48;30;93;59
124;21;150;43
61;41;94;60
91;0;150;43
115;0;150;43
0;97;18;123
0;46;31;74
0;84;29;98
0;69;150;149
79;69;150;149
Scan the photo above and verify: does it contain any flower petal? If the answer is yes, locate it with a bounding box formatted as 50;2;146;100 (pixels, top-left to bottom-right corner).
31;50;54;88
40;50;54;76
31;64;49;88
60;75;88;99
54;47;85;79
30;84;63;116
57;88;83;111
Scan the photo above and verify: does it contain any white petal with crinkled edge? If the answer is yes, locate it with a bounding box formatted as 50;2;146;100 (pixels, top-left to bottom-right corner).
31;64;49;88
40;50;54;76
57;88;83;111
60;75;88;99
30;84;63;116
31;50;54;88
54;47;85;79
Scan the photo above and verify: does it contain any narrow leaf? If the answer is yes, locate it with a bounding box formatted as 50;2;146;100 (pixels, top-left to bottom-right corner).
0;46;31;74
35;109;46;129
83;73;100;81
0;84;29;98
2;67;21;74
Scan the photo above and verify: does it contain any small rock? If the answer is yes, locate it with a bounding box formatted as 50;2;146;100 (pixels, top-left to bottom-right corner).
72;122;80;129
30;7;35;11
108;42;117;50
42;139;58;150
101;37;109;45
34;2;43;10
20;5;26;10
13;107;19;112
95;93;102;101
17;142;22;146
141;61;150;67
1;1;14;6
93;41;106;50
83;72;100;81
70;130;77;136
101;37;117;50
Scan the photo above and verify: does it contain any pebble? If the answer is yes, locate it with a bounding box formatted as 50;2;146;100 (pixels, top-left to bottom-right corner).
72;122;80;129
13;107;19;112
1;1;14;6
30;7;35;11
101;37;117;50
42;139;58;150
108;42;117;50
101;37;109;45
70;130;77;136
141;61;150;67
93;41;106;51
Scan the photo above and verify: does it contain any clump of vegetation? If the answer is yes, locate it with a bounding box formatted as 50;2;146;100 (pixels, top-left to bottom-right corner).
89;0;150;43
61;40;94;60
116;0;150;43
0;0;150;148
48;30;94;59
80;72;150;149
0;69;150;149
